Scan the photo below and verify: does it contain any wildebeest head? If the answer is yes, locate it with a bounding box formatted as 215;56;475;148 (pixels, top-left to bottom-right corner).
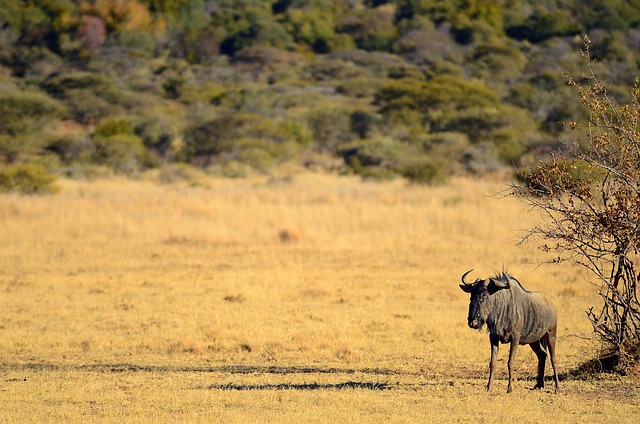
459;269;510;330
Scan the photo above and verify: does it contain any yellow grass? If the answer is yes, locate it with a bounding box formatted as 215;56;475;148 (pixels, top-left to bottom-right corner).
0;173;638;422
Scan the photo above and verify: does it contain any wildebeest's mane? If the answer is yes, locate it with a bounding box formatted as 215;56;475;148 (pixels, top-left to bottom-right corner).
491;271;530;293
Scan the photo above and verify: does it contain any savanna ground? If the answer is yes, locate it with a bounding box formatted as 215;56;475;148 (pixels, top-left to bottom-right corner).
0;172;638;422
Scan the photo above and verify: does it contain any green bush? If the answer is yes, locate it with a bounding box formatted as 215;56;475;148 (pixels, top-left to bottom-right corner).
105;29;156;57
179;82;227;104
423;131;470;174
461;143;503;175
217;4;294;55
0;163;58;194
304;59;365;81
428;104;537;167
234;138;298;172
0;90;65;137
203;136;299;176
162;77;185;100
516;158;605;196
40;72;135;124
211;160;253;179
492;127;528;164
465;40;527;80
340;6;397;51
375;75;499;116
0;90;65;162
158;163;200;184
63;89;124;125
505;9;583;42
41;72;114;98
182;112;299;170
92;134;146;174
341;135;450;184
134;115;181;158
400;158;448;185
183;112;292;161
450;15;497;45
380;109;427;141
336;77;384;98
351;110;377;139
430;106;504;142
94;118;134;138
330;50;408;78
45;134;94;164
349;157;398;181
283;8;345;53
425;131;470;151
307;108;353;153
282;120;312;147
237;140;287;173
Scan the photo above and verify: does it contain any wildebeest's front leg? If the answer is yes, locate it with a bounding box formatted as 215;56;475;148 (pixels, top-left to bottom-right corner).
506;335;520;393
487;334;500;391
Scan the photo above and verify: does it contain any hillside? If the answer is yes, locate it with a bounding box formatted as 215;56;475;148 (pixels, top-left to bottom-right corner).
1;0;640;190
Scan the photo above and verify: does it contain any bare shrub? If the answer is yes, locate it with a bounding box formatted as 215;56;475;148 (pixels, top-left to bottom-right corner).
513;37;640;371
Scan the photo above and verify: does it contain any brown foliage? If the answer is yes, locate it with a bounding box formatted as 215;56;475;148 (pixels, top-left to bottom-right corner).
77;16;107;53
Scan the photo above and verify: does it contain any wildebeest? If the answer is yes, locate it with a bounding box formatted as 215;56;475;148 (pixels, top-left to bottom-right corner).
459;269;559;393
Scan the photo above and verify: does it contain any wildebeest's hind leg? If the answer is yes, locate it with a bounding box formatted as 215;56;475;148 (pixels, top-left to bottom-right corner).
529;340;547;389
544;327;560;393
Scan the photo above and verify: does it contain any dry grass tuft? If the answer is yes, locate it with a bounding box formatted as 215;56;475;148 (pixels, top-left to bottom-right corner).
171;339;207;355
223;294;247;303
278;228;304;242
238;343;253;353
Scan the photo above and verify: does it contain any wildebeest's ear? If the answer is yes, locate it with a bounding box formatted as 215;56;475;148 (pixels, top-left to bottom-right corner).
459;284;473;293
487;278;509;294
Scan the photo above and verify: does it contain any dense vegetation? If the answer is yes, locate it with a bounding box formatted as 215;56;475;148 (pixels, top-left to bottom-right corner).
2;0;640;190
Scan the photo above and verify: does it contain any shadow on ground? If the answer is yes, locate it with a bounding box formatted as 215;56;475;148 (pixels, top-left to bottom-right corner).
3;362;582;392
207;381;392;390
2;363;402;376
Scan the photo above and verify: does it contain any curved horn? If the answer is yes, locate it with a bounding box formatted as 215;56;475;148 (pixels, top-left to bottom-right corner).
461;269;474;285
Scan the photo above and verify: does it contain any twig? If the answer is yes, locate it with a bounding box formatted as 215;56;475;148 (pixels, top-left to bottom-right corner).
263;346;277;362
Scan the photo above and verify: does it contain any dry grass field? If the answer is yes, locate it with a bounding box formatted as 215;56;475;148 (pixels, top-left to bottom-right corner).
0;172;638;422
